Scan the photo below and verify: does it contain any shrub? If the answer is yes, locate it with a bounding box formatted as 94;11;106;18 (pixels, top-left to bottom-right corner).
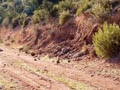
57;0;74;13
0;16;3;24
12;17;19;28
93;22;120;58
91;2;110;22
41;0;54;14
59;10;71;25
49;5;58;17
18;13;28;28
32;9;49;24
76;0;92;16
11;13;29;28
2;17;10;26
22;45;30;54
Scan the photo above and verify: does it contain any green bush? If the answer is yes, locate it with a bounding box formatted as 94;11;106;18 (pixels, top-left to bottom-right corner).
17;13;28;28
59;10;71;25
76;0;92;16
91;2;110;22
41;0;54;14
57;0;74;13
11;13;29;28
32;9;49;24
93;22;120;58
12;17;19;28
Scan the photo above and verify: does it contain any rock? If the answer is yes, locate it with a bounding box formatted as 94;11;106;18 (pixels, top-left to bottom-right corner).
68;60;71;63
5;43;10;46
97;73;101;76
60;47;70;55
34;58;37;61
56;57;60;64
19;47;23;51
10;86;15;89
0;85;4;89
10;79;14;81
72;52;84;58
72;46;88;58
56;59;60;64
114;77;119;81
3;63;7;67
91;74;94;77
31;52;35;56
0;86;2;89
0;48;3;52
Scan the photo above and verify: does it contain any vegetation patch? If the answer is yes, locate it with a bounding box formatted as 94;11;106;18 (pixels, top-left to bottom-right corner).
21;45;30;54
45;72;95;90
93;22;120;58
0;74;17;90
59;10;71;25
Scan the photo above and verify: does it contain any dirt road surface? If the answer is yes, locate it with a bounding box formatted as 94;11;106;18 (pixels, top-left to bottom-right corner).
0;44;120;90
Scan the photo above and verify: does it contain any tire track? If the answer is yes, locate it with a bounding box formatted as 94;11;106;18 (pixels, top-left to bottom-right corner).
0;50;71;90
1;45;120;90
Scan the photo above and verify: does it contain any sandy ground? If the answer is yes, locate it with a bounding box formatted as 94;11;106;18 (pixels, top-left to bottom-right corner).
0;44;120;90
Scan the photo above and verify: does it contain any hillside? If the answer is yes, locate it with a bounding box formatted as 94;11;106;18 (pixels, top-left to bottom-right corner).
0;0;120;58
0;0;120;90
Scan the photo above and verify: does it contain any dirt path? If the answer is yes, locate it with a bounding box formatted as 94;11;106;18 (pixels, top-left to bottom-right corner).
0;44;120;90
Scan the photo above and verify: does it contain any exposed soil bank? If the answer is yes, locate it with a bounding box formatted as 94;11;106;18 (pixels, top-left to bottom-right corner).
0;14;100;61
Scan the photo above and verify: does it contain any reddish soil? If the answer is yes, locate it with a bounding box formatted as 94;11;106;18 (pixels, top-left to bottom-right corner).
0;14;120;90
0;44;120;90
0;14;99;59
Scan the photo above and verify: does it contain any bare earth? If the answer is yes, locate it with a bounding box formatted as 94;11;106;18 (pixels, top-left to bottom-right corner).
0;44;120;90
